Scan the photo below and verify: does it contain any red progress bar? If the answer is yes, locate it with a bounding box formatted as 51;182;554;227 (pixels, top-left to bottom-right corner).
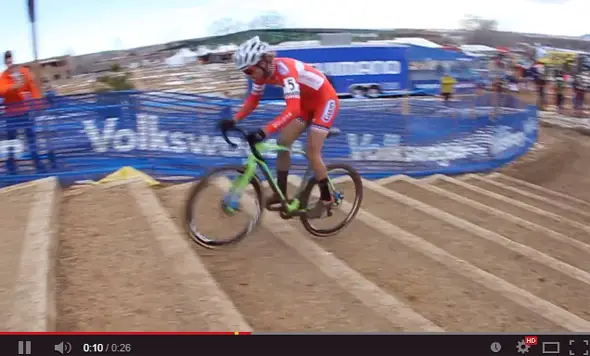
0;332;252;335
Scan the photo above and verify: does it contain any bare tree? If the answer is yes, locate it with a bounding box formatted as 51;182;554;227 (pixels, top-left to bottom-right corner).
114;37;124;52
459;15;511;47
208;17;247;36
460;15;498;32
248;11;287;30
65;47;76;57
207;12;287;37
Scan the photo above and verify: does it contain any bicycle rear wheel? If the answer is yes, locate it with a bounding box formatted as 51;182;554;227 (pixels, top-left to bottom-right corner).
184;165;264;248
299;163;363;237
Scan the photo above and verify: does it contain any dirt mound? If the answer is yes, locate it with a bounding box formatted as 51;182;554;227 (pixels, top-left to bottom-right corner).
501;126;590;201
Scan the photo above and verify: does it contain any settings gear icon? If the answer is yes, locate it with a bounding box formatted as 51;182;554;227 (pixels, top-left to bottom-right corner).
516;340;531;354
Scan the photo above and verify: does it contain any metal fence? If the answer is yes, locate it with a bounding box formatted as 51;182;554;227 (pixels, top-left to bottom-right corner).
0;91;537;187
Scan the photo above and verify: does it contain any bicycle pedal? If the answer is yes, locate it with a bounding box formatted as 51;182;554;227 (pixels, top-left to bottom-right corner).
279;211;295;220
266;203;283;211
266;198;293;211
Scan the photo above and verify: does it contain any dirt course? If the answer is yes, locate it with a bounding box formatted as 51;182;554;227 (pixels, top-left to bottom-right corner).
1;122;589;332
501;125;590;201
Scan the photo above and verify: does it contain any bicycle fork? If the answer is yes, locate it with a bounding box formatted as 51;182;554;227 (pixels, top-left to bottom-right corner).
223;165;257;213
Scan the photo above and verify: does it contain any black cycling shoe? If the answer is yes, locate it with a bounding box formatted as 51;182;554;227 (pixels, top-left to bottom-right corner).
306;199;335;219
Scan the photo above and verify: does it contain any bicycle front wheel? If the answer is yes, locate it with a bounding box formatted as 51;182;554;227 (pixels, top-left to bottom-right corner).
184;165;264;248
299;163;363;237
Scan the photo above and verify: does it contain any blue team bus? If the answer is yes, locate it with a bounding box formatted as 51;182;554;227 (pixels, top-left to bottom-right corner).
250;43;411;100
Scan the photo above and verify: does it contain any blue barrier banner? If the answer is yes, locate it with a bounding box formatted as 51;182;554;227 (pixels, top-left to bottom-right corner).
411;80;477;95
409;61;478;95
0;91;537;187
254;45;410;100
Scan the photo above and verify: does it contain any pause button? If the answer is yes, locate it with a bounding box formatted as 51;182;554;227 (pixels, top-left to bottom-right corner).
18;341;31;355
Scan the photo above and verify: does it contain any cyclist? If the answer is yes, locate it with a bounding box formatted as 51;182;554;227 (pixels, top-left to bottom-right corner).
218;36;339;219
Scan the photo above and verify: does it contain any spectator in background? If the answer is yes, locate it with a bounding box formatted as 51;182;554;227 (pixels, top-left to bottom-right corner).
439;72;456;106
491;58;505;93
44;85;57;106
0;50;45;174
475;77;487;97
42;79;57;106
505;67;521;108
523;66;535;91
554;71;565;115
572;73;585;118
533;61;547;110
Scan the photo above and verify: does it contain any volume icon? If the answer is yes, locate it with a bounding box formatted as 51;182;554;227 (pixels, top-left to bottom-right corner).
54;341;72;355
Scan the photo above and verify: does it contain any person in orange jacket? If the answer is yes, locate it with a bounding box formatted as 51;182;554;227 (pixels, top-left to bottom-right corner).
0;50;46;174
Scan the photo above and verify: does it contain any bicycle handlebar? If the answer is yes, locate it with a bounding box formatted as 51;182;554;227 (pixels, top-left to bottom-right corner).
220;125;266;162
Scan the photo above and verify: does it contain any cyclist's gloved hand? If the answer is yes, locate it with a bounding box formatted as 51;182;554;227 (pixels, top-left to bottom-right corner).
246;129;266;145
218;119;236;131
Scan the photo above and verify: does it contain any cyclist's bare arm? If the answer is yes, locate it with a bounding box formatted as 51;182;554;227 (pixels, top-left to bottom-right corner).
234;82;265;122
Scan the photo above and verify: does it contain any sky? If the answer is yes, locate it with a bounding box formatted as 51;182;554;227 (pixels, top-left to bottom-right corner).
0;0;587;63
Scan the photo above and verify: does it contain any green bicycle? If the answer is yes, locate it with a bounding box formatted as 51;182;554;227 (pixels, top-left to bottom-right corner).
184;125;363;248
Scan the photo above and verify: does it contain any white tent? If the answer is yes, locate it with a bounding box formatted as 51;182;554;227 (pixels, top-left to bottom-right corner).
211;44;238;54
369;37;442;48
459;44;497;57
195;46;212;57
165;48;198;66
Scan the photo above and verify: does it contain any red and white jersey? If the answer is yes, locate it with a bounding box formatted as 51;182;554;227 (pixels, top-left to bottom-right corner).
249;57;334;103
235;57;337;134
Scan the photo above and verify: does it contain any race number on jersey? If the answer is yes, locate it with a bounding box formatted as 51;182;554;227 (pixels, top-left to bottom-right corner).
282;77;300;99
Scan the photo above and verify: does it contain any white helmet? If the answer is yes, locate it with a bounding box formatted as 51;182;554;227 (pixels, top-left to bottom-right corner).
234;36;269;70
